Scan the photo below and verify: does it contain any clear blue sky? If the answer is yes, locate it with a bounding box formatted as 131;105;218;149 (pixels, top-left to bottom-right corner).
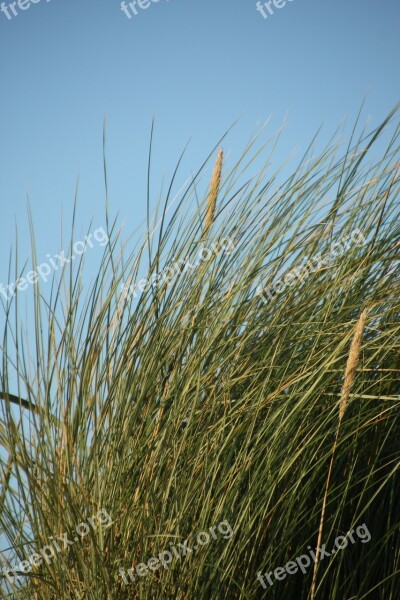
0;0;399;292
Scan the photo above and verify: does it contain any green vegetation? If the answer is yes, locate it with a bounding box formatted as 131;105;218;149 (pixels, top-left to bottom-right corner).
1;106;399;599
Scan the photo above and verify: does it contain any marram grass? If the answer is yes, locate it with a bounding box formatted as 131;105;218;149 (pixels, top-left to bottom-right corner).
0;107;400;600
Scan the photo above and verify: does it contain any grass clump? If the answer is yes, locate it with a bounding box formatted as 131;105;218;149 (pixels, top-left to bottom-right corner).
0;107;400;599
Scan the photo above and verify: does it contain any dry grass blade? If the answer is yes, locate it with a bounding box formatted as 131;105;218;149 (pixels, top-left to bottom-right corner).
0;391;37;412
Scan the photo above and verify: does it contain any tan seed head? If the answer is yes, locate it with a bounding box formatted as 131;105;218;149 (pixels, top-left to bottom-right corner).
339;309;368;422
204;148;223;238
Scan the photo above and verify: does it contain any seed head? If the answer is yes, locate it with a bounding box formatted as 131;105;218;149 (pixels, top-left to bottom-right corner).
204;148;223;238
339;309;368;422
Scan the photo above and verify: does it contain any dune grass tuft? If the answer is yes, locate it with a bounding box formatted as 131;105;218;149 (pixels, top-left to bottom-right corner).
1;108;400;599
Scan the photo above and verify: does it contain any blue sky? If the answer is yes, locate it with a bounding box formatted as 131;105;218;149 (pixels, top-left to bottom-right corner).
0;0;399;296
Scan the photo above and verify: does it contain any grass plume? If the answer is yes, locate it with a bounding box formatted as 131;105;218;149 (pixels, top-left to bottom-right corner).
339;308;368;422
204;147;223;239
